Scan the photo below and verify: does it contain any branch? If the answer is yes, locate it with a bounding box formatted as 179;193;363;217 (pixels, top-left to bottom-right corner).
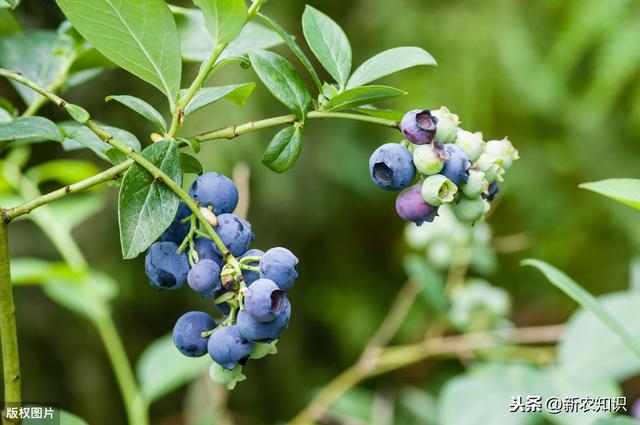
288;324;564;425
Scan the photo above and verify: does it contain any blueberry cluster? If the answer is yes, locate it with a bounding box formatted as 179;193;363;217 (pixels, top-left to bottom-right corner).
369;107;519;225
144;172;299;389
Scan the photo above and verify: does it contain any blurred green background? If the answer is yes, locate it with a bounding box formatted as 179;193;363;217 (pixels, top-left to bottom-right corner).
2;0;640;423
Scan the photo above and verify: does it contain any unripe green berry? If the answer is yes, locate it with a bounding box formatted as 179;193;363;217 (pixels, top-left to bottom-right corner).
209;363;247;390
453;196;489;223
431;107;460;143
421;174;458;206
413;142;446;175
475;153;505;183
462;169;488;199
485;138;519;170
455;129;485;162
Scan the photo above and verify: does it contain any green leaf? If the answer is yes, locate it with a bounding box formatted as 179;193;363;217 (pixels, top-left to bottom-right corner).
173;6;281;62
118;140;182;259
49;194;107;230
325;85;406;112
403;254;447;313
557;291;640;382
262;126;303;173
0;31;73;106
106;95;167;132
56;0;182;107
302;5;352;89
193;0;247;46
26;160;101;185
181;153;203;175
438;363;540;425
347;47;437;89
10;258;76;286
0;117;63;145
580;179;640;210
0;104;13;123
24;409;89;425
183;83;255;118
0;9;21;35
137;334;210;402
178;137;200;154
249;49;311;120
60;121;141;164
594;418;640;425
522;259;640;358
398;387;437;424
259;13;322;92
0;0;19;9
66;104;90;124
43;271;118;318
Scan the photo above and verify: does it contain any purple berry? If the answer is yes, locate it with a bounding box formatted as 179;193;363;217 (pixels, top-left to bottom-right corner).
207;325;253;369
441;144;471;186
145;242;190;290
369;143;416;191
400;109;438;145
483;181;500;202
173;311;215;357
395;184;439;226
212;214;255;257
187;259;222;296
259;247;298;291
237;297;291;342
243;279;286;322
189;172;239;215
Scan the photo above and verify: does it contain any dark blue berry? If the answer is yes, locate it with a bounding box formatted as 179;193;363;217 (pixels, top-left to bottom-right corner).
441;144;471;186
240;248;264;285
145;242;190;290
160;203;191;244
395;184;438;226
243;279;286;322
483;181;500;202
212;214;255;257
187;259;222;296
189;172;239;215
208;325;253;369
237;297;291;342
369;143;416;191
259;247;298;291
172;311;215;357
194;237;224;266
400;109;437;145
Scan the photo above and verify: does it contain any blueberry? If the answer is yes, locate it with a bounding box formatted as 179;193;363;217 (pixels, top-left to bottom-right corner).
462;169;488;199
413;141;446;175
194;237;224;266
240;248;264;285
483;181;500;202
189;172;239;215
208;325;253;369
160;203;191;244
237;297;291;342
145;242;190;290
453;197;489;223
243;279;286;322
212;214;255;257
369;143;415;191
187;259;222;296
259;247;298;291
400;109;437;145
485;138;519;170
441;144;471;186
172;311;215;357
395;184;439;226
431;107;460;143
420;174;457;206
211;288;232;316
455;129;485;163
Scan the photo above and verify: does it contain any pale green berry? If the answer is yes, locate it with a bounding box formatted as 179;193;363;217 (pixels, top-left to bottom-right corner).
455;129;485;162
413;143;446;175
421;174;458;206
250;341;278;359
462;169;488;199
453;196;489;223
431;106;460;143
485;138;519;170
474;153;505;183
209;362;247;390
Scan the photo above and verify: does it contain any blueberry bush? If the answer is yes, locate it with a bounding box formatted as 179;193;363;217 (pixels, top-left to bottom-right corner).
1;1;640;425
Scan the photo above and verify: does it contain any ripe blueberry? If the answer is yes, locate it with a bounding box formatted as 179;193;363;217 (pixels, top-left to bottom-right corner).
208;325;254;370
240;248;264;285
189;172;239;215
145;242;190;290
212;214;255;257
259;247;298;291
413;141;446;175
243;279;286;322
400;109;437;145
369;143;415;191
194;237;224;266
187;259;222;297
172;311;215;357
441;144;471;186
160;203;191;244
237;297;291;342
395;184;439;225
